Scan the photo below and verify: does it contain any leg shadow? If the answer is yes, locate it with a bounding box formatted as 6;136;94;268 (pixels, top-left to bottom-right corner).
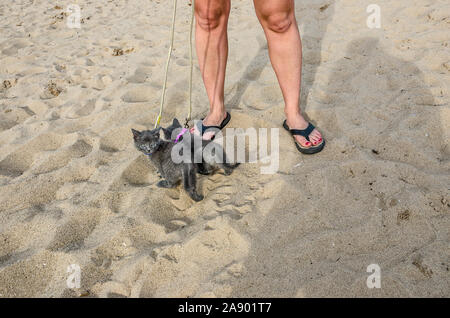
323;37;445;167
226;40;269;110
296;0;335;106
227;37;445;297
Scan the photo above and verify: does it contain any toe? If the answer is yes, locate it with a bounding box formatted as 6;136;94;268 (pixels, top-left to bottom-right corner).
295;136;311;148
310;129;323;145
310;135;319;144
190;120;217;140
202;131;215;140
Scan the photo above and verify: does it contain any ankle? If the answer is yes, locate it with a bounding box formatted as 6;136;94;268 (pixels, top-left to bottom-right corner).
285;110;303;120
203;109;226;125
208;107;226;118
285;111;309;128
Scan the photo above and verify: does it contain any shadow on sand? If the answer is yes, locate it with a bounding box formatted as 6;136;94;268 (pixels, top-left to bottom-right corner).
228;35;445;297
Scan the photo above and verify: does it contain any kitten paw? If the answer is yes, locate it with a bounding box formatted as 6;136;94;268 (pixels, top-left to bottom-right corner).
197;169;212;175
189;192;204;202
157;180;175;188
223;169;233;176
196;163;212;175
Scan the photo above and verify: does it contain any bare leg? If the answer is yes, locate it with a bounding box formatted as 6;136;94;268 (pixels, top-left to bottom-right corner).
193;0;231;139
253;0;322;147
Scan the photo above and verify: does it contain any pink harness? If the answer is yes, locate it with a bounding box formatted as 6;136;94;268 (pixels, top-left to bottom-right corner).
174;128;188;143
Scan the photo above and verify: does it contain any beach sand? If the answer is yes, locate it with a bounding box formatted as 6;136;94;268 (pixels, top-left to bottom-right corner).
0;0;449;297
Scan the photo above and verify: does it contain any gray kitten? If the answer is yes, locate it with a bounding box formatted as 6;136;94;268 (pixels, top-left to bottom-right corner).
161;118;239;176
132;127;203;201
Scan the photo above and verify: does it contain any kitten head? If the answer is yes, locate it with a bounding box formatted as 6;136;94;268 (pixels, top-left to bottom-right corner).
162;118;182;141
131;127;162;155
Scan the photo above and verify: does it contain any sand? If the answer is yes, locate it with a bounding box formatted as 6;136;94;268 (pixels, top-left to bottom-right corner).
0;0;449;297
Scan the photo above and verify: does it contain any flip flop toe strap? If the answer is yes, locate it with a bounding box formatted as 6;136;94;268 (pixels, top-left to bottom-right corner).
198;112;231;135
290;123;315;142
201;125;221;134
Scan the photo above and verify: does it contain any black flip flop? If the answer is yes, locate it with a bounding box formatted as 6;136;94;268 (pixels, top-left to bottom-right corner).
196;112;231;139
283;120;325;154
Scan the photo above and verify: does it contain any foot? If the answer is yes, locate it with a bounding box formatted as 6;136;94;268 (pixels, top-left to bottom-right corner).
221;162;238;175
190;110;227;140
196;163;212;175
285;112;322;147
222;168;232;176
188;191;204;202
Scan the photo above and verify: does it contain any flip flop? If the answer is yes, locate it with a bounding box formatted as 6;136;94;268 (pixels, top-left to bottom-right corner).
283;120;325;154
195;112;231;140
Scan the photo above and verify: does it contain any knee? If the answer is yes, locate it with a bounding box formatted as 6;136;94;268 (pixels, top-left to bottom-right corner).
264;13;294;33
196;5;228;31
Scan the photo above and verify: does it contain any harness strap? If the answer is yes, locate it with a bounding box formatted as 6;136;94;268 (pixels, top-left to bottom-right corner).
174;128;188;143
289;123;316;142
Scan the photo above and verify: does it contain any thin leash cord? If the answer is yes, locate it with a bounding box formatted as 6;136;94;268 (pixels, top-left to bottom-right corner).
186;0;195;128
155;0;178;128
155;0;195;129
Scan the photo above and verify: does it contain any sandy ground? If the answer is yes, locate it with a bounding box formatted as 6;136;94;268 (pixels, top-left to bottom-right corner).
0;0;449;297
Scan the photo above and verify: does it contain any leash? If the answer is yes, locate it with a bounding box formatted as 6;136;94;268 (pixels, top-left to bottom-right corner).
155;0;195;129
186;0;195;128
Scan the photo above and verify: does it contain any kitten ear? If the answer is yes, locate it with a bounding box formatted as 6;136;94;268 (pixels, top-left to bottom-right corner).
153;126;162;135
162;128;170;140
131;129;141;139
173;118;181;128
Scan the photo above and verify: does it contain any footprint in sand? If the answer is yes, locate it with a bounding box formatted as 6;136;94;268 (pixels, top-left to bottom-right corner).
1;38;32;56
47;207;102;252
242;84;283;111
117;155;153;187
99;126;134;152
0;132;65;178
32;138;93;175
121;87;155;103
75;99;96;117
0;104;35;133
176;59;188;67
0;231;23;265
126;67;152;84
60;97;99;120
0;250;58;297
